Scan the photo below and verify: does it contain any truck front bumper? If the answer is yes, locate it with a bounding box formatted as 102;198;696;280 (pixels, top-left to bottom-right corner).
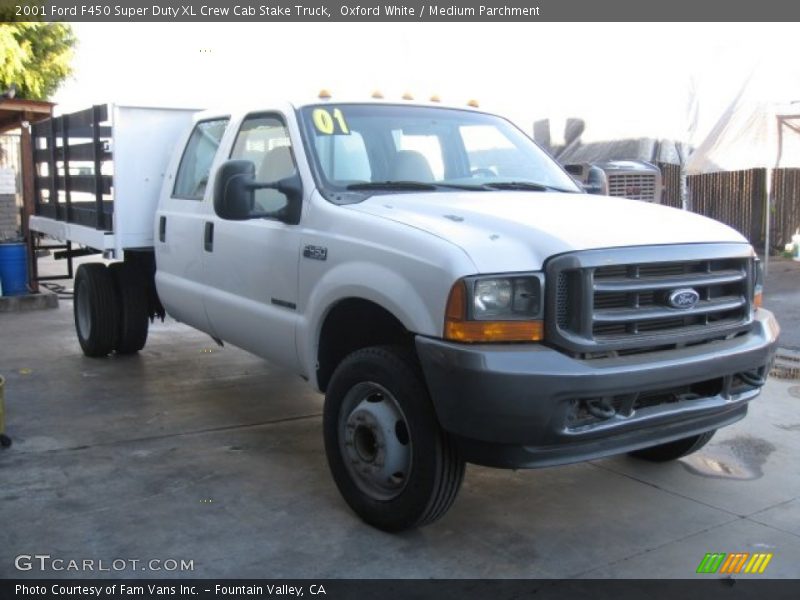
415;309;780;468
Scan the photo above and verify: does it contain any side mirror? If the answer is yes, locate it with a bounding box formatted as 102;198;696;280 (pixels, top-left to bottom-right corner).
213;159;303;224
583;165;608;196
214;160;256;220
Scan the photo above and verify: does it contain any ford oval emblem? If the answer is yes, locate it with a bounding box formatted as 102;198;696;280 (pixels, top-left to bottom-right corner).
668;288;700;309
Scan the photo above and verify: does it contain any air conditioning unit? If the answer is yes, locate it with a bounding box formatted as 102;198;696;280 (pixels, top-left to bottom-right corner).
565;160;662;203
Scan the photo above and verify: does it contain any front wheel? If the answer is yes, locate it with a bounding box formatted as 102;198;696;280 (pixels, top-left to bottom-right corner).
323;346;465;532
629;430;716;462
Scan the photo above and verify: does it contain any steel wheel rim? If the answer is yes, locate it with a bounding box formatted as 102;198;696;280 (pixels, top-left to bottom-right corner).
339;381;412;501
76;283;91;339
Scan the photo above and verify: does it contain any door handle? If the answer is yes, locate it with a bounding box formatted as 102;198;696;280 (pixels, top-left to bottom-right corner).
204;222;214;252
158;216;166;242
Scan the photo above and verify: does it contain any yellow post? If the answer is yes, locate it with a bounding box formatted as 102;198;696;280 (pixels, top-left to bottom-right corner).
0;375;11;448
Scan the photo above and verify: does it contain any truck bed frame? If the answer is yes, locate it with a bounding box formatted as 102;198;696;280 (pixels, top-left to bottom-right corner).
29;104;198;273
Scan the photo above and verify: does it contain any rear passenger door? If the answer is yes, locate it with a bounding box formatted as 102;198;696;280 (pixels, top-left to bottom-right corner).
155;117;229;333
201;113;302;371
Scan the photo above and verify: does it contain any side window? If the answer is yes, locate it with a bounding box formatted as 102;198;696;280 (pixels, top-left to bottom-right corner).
230;115;297;214
173;118;229;200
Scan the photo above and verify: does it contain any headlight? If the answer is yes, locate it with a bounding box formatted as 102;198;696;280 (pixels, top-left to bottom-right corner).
473;276;541;319
445;273;544;342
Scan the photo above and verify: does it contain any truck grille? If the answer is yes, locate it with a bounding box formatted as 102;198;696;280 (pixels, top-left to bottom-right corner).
547;245;755;356
607;173;657;202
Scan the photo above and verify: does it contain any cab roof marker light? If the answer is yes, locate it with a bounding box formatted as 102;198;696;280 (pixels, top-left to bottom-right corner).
467;99;480;108
318;89;332;100
430;94;441;103
371;90;384;99
402;92;414;101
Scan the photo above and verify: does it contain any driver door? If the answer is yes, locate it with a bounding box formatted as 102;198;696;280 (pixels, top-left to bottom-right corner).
201;113;303;371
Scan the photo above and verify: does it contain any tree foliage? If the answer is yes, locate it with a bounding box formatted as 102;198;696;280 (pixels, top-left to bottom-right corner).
0;23;76;100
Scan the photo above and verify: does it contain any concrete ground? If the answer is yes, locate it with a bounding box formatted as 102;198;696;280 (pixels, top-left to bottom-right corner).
0;256;799;579
764;257;800;350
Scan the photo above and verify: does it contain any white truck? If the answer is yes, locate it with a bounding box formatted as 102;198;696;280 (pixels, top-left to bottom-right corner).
29;99;779;531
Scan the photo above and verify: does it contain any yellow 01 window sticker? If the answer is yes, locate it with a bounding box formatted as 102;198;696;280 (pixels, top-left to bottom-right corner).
312;108;350;135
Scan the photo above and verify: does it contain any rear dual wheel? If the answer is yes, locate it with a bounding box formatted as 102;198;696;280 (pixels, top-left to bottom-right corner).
109;262;149;354
74;264;118;357
74;262;149;357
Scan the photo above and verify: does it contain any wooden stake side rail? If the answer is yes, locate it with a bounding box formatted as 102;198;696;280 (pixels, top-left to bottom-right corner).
31;104;113;232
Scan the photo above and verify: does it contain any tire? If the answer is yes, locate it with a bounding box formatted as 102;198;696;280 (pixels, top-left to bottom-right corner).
109;262;149;354
74;263;119;357
629;430;716;462
323;346;465;532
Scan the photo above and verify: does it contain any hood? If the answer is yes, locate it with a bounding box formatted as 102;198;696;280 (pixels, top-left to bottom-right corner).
345;191;748;272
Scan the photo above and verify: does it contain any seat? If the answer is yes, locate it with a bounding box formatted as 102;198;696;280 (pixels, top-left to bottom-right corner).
390;150;435;182
255;145;297;212
259;145;296;182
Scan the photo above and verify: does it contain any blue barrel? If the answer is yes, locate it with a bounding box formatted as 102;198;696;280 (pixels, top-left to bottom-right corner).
0;242;28;296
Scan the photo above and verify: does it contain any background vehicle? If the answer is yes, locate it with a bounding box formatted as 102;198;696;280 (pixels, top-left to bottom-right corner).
28;99;779;531
564;159;663;202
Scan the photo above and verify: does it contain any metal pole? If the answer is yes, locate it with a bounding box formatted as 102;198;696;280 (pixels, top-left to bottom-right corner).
764;168;771;274
19;115;39;292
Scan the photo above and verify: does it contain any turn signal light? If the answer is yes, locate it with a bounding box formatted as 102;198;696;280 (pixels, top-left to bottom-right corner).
753;258;764;308
444;281;543;343
446;320;544;343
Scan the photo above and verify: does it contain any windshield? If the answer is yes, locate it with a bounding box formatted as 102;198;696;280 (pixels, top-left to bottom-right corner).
298;103;581;202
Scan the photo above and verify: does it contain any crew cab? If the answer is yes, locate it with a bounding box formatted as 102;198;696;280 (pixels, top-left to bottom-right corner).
29;98;780;531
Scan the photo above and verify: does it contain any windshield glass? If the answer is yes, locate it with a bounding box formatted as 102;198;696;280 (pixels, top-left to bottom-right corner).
298;103;581;202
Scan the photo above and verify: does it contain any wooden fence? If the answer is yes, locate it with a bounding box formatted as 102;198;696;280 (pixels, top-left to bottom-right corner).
658;162;682;209
772;169;800;249
687;169;766;246
680;168;800;250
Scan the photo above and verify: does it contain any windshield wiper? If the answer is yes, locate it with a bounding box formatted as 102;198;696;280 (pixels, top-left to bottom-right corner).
346;180;576;193
346;181;438;191
433;183;490;191
482;181;577;193
346;181;492;193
